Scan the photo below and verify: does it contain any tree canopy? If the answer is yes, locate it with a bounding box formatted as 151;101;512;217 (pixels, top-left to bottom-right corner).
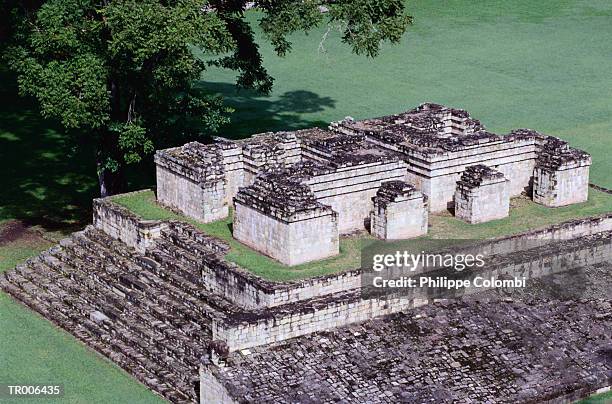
6;0;412;196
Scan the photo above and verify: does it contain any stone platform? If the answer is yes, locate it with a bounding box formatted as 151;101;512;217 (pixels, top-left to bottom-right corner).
1;205;611;403
207;288;611;403
154;103;592;264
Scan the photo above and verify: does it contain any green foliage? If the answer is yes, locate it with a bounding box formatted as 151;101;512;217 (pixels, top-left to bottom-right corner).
5;0;411;192
328;0;413;57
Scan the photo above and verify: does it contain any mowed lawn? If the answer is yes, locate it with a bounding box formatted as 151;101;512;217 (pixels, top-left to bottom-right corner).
200;0;612;189
1;0;612;402
113;188;612;281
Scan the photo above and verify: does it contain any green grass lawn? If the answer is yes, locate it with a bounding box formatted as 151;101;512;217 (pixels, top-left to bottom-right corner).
0;229;164;404
574;391;612;404
197;0;612;190
0;240;53;273
428;189;612;239
0;293;165;404
112;188;612;281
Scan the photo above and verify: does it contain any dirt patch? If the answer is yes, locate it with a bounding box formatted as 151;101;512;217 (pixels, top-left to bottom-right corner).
0;220;48;246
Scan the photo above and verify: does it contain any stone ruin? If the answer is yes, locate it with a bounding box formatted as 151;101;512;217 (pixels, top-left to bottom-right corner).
454;165;509;224
370;180;428;239
0;103;607;403
155;102;592;265
1;195;609;402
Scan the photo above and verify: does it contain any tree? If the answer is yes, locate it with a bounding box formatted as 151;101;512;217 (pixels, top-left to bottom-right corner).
6;0;412;196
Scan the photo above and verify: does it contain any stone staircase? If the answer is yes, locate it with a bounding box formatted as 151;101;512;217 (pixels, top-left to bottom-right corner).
0;224;238;403
4;215;609;403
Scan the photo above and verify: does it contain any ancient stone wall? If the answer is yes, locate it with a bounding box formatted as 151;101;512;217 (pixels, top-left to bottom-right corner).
211;232;611;352
477;212;612;255
92;191;168;253
232;202;339;266
217;143;244;204
155;152;228;222
532;138;592;207
534;165;590;207
306;161;408;233
199;363;237;404
204;213;612;310
202;265;362;309
211;293;419;351
409;140;537;212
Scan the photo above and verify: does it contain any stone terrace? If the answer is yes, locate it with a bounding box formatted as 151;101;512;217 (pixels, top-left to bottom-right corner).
210;268;612;403
1;201;611;403
0;223;245;402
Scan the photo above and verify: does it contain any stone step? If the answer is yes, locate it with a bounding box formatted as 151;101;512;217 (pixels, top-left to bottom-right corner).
162;221;229;255
67;229;227;323
42;249;211;359
2;252;199;401
79;226;235;318
0;226;256;402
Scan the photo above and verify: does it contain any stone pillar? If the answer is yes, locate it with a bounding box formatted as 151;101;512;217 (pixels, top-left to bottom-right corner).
370;180;428;239
533;138;591;207
154;142;229;223
233;175;339;266
454;165;509;224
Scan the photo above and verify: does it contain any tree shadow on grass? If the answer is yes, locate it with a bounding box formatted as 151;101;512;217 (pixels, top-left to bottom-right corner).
0;72;337;232
194;81;336;139
0;68;98;232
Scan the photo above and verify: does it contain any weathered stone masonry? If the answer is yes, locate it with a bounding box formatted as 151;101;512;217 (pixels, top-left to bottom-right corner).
370;180;428;239
233;169;339;266
88;197;612;354
2;194;611;403
454;165;510;224
155;103;592;265
0;103;605;403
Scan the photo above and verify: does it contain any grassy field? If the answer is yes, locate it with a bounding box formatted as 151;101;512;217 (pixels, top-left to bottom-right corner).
0;294;165;404
113;188;612;281
199;0;612;190
1;0;612;401
575;391;612;404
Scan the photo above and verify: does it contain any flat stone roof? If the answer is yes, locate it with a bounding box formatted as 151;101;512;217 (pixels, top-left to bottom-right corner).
233;162;336;219
458;164;507;189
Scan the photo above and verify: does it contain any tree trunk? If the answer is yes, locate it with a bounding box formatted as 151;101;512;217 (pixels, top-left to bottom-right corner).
97;161;127;197
96;129;127;197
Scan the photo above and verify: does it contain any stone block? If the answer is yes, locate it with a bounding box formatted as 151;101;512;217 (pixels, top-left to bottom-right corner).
454;165;509;224
233;173;339;265
370;180;428;239
532;138;591;207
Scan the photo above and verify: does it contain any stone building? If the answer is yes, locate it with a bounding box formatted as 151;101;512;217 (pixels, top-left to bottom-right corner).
155;103;591;264
370;180;428;239
454;165;510;224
